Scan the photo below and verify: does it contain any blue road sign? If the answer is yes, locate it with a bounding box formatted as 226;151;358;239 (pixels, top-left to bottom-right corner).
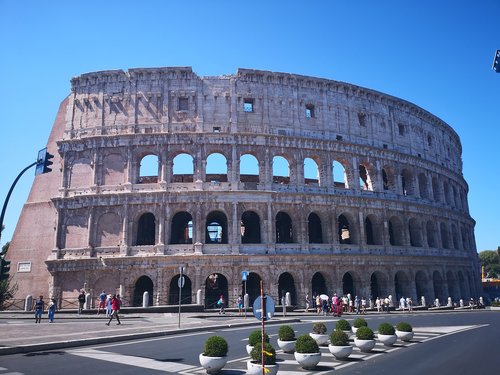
253;295;275;321
242;271;248;281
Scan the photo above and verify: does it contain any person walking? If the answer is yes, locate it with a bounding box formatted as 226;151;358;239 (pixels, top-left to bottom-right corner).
34;295;44;323
237;295;243;315
105;294;113;317
97;290;107;315
47;298;56;323
106;294;121;325
217;294;225;314
78;290;86;315
305;293;311;313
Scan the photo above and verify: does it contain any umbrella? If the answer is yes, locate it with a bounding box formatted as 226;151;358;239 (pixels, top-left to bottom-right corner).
320;294;329;300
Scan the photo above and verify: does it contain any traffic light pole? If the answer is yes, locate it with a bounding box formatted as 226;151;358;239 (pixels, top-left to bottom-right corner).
0;161;37;248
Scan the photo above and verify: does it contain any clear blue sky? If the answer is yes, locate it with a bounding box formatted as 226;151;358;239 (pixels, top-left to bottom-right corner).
0;1;498;252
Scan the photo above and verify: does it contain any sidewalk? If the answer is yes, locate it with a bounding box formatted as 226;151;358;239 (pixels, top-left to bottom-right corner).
0;310;300;356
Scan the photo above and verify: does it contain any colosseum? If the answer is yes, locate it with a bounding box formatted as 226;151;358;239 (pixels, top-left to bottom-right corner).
7;67;481;309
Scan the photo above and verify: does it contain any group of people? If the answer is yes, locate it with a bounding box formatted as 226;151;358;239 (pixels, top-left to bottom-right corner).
33;290;123;325
305;293;368;316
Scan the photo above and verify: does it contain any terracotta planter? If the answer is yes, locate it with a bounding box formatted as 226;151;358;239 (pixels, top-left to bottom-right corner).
246;360;279;375
354;338;376;353
294;351;321;370
328;344;353;360
277;339;296;353
309;332;329;346
378;333;397;346
199;353;227;374
395;330;414;342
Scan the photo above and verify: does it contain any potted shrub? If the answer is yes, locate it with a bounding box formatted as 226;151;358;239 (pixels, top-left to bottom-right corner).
199;335;228;374
328;329;353;360
352;317;368;334
309;322;329;346
247;329;270;355
354;326;376;353
294;334;321;370
336;319;352;337
247;342;279;375
395;322;414;342
277;324;296;353
377;322;397;346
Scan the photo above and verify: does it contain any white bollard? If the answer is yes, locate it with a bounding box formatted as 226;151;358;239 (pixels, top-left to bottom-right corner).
196;289;202;305
143;291;149;308
84;293;91;310
25;295;33;311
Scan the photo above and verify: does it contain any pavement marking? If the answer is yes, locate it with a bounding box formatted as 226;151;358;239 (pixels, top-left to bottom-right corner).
68;348;196;372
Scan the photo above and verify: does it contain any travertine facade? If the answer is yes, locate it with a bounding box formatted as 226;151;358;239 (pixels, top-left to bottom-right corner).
7;67;481;308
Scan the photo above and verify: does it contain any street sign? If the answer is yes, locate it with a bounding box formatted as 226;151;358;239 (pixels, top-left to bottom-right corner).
253;295;275;321
178;276;185;288
242;271;248;281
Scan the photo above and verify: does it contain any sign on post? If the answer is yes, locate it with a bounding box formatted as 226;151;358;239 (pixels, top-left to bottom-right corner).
252;295;275;321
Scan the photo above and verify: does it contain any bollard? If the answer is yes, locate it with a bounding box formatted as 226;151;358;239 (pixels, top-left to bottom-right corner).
285;292;291;307
421;296;426;307
196;289;202;305
25;295;33;311
84;293;91;310
447;297;452;307
143;291;149;308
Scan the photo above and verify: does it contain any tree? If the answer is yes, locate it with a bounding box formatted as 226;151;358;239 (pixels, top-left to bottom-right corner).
0;241;17;310
479;250;500;278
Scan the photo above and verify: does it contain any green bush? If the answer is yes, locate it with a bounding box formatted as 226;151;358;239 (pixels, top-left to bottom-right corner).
278;325;296;341
378;322;395;335
295;334;320;353
355;326;374;340
249;329;270;346
353;318;368;328
330;329;349;346
395;322;413;332
336;319;351;331
492;301;500;307
203;336;228;357
250;342;276;365
312;322;327;334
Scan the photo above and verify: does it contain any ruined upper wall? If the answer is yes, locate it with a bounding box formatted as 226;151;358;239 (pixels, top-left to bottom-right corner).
65;67;462;172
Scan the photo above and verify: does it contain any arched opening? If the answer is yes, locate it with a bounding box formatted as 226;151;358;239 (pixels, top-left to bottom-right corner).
409;218;422;247
278;272;297;306
451;224;459;249
440;222;450;249
133;275;153;307
276;212;293;243
139;154;158;183
401;169;414;196
273;156;290;184
173;153;194;183
240;154;259;186
304;158;320;185
427;221;437;248
205;211;228;244
433;271;446;303
389;217;403;246
443;181;451;205
169;274;192;304
447;271;459;304
458;271;467;301
170;212;193;244
394;271;411;300
415;271;430;305
311;272;327;296
136;212;155;245
332;160;347;188
359;164;372;191
205;273;228;309
370;271;388;300
206;153;227;182
338;214;352;244
418;173;428;199
244;272;262;306
241;211;261;244
365;215;381;245
432;177;441;202
382;167;393;190
308;213;323;244
342;272;355;296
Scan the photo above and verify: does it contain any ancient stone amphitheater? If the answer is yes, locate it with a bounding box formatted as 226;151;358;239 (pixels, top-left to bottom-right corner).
8;67;481;309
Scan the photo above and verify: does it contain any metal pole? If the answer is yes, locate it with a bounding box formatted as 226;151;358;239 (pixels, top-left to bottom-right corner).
260;280;265;375
244;279;247;318
178;266;183;329
0;161;37;246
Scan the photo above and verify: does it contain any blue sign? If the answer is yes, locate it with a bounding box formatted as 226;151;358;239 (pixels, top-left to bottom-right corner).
242;271;248;281
253;295;275;321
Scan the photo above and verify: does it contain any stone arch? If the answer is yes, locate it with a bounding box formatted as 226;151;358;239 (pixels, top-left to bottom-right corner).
206;152;228;182
169;211;193;244
241;211;261;244
443;180;451;205
311;272;328;296
205;273;228;308
273;155;290;184
244;272;262;306
381;166;395;191
388;216;404;246
103;153;125;186
365;214;382;245
433;270;446;303
205;211;228;244
138;154;158;183
338;213;356;244
415;271;431;305
240;153;259;184
446;270;459;303
133;275;153;307
342;271;357;296
394;270;411;300
457;271;468;301
426;221;438;248
358;163;374;191
304;157;320;185
276;211;293;243
169;274;192;304
332;160;348;188
440;222;450;249
401;168;414;196
278;272;297;305
308;212;323;244
451;224;459;250
172;153;194;182
418;173;429;199
408;217;423;247
432;176;441;202
69;158;92;188
96;212;122;247
370;271;389;299
135;212;156;245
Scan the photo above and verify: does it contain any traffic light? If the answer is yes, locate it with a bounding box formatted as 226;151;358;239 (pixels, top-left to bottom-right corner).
35;148;55;175
0;257;11;281
493;50;500;73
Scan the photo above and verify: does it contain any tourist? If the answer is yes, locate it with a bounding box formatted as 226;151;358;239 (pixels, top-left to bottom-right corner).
78;290;86;315
354;296;360;314
305;293;311;312
97;290;107;315
361;297;367;314
237;295;243;315
105;294;113;317
48;297;56;323
106;294;122;325
376;297;381;312
400;296;406;312
217;294;225;314
34;295;44;323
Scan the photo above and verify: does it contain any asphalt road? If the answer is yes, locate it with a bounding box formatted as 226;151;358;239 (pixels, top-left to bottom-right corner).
0;311;498;374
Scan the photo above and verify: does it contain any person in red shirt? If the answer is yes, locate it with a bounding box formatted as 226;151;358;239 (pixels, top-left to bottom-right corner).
105;294;121;325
